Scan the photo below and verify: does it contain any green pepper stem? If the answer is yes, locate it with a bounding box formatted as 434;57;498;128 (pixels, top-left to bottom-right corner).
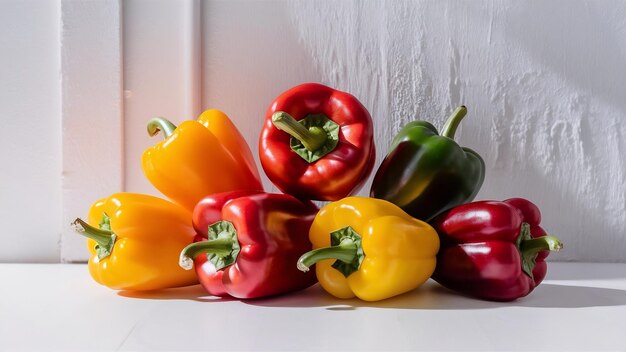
272;111;328;151
520;235;563;256
72;218;117;260
441;105;468;139
72;218;115;249
297;238;357;272
179;238;236;270
147;117;177;139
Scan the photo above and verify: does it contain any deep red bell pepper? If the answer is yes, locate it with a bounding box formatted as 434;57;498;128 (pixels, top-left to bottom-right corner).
431;198;563;301
259;83;375;201
179;190;318;299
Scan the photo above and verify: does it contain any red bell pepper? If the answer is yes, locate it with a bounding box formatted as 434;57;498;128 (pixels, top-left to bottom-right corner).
179;191;318;299
259;83;375;201
431;198;563;301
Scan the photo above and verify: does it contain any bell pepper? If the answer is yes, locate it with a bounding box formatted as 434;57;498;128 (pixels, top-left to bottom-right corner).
142;109;263;212
431;198;563;301
370;106;485;221
72;193;198;291
297;197;439;301
259;83;375;201
179;191;318;299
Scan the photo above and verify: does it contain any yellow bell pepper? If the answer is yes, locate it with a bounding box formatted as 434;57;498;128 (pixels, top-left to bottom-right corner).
297;196;439;301
72;193;198;291
142;109;263;212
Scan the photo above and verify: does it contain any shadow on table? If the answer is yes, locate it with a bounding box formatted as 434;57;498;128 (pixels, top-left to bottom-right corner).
243;281;626;310
516;283;626;308
117;284;235;303
115;281;626;310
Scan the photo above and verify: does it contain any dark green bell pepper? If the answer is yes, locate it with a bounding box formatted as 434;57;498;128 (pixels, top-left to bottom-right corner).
370;106;485;221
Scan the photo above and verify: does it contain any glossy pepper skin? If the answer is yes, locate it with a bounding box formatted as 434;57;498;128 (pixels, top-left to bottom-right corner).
370;106;484;221
142;109;263;212
72;193;198;291
431;198;563;301
259;83;375;201
297;197;439;301
179;191;318;299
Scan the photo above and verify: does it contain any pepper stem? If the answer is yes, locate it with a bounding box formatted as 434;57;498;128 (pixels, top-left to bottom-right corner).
517;222;563;279
441;105;468;139
297;238;357;272
272;111;328;151
520;235;563;256
179;238;236;270
179;221;240;271
147;117;177;139
72;218;116;260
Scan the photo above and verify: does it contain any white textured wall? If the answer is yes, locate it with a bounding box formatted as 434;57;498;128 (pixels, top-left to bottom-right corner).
189;0;626;262
60;0;123;262
1;1;624;262
0;1;61;262
123;0;197;197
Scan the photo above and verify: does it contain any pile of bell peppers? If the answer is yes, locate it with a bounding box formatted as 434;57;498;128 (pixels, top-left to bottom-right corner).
74;82;562;303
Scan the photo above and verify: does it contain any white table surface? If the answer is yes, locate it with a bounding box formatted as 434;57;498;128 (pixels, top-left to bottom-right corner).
1;262;625;351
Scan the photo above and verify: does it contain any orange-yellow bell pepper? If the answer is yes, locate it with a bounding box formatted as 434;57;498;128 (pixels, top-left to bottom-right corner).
72;193;198;291
297;197;439;301
142;109;263;212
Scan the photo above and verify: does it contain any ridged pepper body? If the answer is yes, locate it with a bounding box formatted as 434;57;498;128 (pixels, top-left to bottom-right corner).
259;83;375;201
431;198;563;301
76;193;198;291
370;107;484;221
299;197;439;301
180;191;318;299
142;109;263;212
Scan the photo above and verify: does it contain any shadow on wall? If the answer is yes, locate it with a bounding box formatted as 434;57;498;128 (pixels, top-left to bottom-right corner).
480;124;609;263
201;0;325;194
546;262;626;280
503;1;626;116
207;1;625;262
471;1;626;262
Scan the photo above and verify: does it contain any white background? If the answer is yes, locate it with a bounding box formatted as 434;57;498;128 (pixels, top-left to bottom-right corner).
1;0;625;263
